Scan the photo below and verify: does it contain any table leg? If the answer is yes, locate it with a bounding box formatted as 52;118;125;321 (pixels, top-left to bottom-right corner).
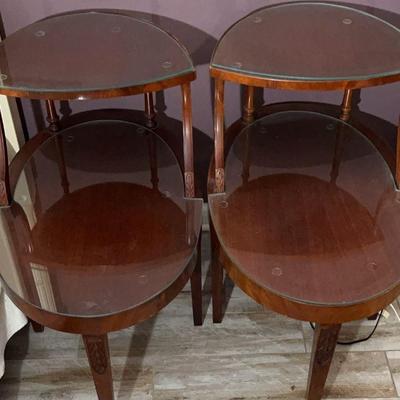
306;323;341;400
191;230;203;326
30;319;44;333
83;334;114;400
211;219;224;323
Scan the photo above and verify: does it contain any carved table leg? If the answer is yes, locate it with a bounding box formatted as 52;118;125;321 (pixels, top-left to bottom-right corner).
211;219;224;323
191;230;203;326
306;324;341;400
83;334;114;400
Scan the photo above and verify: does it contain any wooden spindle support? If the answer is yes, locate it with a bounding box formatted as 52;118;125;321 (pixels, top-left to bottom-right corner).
144;92;156;129
45;100;60;132
214;79;225;193
181;82;195;198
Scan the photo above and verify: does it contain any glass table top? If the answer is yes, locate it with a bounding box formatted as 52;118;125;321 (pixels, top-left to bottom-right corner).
0;11;194;99
211;2;400;84
209;111;400;306
0;120;202;317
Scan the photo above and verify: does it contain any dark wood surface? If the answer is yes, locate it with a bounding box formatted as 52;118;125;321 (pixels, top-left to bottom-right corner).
0;11;195;100
210;2;400;90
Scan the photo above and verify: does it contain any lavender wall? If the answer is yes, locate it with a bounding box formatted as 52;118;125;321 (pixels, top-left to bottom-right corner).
1;0;399;137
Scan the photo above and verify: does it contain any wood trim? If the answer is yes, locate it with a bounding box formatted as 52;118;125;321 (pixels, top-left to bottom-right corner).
210;67;400;91
0;72;196;101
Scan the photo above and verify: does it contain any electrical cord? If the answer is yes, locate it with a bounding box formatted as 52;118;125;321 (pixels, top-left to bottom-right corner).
309;310;383;345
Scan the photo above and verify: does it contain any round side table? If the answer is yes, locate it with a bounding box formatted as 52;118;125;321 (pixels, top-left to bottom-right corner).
209;3;400;400
0;11;202;400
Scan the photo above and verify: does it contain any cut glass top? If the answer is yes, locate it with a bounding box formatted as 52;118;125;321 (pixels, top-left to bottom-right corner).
211;2;400;84
0;11;194;99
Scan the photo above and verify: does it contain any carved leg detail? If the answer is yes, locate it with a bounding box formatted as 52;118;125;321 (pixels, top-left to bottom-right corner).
306;324;341;400
211;220;224;323
191;231;203;326
83;334;114;400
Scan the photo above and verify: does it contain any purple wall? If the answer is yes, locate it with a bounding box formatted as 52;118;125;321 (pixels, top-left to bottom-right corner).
1;0;399;137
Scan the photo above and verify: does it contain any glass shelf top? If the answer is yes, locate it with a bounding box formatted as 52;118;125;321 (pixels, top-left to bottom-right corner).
209;111;400;306
211;2;400;84
0;120;202;318
0;11;194;99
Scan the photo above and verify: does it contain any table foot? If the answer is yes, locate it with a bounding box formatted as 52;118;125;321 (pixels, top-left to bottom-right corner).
306;323;341;400
191;232;203;326
83;334;114;400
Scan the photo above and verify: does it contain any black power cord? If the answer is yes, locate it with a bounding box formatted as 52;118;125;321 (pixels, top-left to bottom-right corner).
309;310;383;345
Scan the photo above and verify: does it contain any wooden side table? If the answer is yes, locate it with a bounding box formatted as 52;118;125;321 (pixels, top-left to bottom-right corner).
0;10;202;400
209;3;400;399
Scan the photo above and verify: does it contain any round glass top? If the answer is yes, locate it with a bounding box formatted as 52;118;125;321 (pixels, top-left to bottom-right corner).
211;2;400;87
0;120;202;318
209;111;400;306
0;11;194;99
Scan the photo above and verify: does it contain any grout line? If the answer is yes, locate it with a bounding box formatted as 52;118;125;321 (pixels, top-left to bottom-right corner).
385;351;399;397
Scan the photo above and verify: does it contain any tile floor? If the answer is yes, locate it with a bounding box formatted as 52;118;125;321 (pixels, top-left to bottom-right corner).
1;232;400;399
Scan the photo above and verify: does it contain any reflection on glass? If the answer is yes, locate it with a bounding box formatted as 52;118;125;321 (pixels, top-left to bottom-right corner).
0;12;194;94
212;3;400;81
209;111;400;306
0;121;202;317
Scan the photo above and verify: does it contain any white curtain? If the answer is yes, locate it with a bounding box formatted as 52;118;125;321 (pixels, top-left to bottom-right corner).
0;92;28;378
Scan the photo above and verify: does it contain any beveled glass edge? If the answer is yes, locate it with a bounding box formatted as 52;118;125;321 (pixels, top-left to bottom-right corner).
0;10;195;95
208;110;400;307
210;1;400;82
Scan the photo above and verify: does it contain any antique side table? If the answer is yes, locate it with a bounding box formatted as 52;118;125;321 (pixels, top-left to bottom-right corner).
0;11;202;400
209;3;400;400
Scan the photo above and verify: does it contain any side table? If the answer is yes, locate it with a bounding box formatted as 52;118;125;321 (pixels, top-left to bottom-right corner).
209;3;400;399
0;10;202;400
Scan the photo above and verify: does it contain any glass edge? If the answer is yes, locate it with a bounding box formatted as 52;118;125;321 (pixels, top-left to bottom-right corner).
210;63;400;83
0;68;195;96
